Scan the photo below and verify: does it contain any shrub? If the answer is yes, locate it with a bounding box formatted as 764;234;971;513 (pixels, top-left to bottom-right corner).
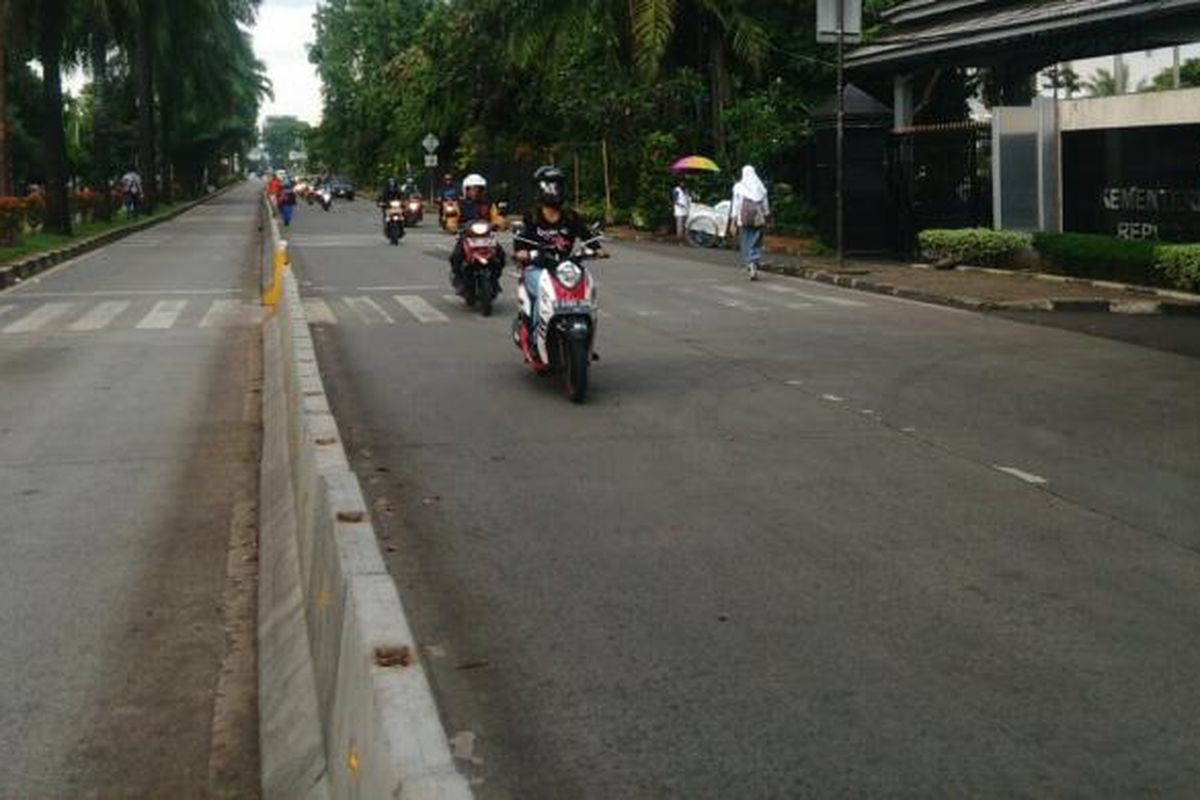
23;190;45;231
1153;244;1200;292
918;228;1031;267
1031;231;1156;282
0;197;25;245
634;131;679;230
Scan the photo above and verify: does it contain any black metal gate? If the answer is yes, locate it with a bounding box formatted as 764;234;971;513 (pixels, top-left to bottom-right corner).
888;122;992;256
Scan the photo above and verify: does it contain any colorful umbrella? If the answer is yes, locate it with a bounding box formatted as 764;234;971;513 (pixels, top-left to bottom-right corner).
670;155;720;173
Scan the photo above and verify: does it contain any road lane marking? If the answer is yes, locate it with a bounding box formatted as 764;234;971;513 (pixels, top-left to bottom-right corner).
3;302;74;333
394;295;449;324
67;300;131;331
11;289;242;298
354;285;440;291
821;394;845;403
441;294;461;305
765;283;869;307
199;299;249;327
302;298;338;324
994;465;1048;485
345;296;395;324
135;300;187;329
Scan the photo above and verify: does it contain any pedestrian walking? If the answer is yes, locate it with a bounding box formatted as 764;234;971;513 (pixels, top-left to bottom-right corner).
279;179;297;227
266;171;283;213
672;181;690;244
729;165;770;280
120;168;143;218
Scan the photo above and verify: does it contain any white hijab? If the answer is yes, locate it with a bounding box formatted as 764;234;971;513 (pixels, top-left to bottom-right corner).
734;165;767;202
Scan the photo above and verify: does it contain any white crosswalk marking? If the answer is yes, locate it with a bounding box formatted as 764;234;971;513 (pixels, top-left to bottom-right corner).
3;302;74;333
135;300;187;329
67;300;131;331
765;284;869;307
302;298;338;324
344;296;395;324
394;295;449;323
199;299;252;327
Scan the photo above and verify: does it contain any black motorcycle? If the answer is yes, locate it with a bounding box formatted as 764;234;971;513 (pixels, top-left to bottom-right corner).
382;199;406;245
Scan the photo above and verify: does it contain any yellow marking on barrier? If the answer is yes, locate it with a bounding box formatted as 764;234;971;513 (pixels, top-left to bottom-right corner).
315;588;331;611
347;740;359;778
262;240;288;307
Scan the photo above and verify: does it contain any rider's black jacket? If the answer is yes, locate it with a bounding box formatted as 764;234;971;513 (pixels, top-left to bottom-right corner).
515;207;590;256
379;182;403;204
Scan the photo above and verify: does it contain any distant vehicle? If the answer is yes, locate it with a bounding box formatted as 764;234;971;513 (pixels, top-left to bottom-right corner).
328;174;356;201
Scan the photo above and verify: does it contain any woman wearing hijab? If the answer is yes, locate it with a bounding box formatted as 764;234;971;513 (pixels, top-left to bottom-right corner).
728;165;770;280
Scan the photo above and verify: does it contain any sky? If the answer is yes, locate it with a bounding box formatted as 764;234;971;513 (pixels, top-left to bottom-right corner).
250;0;323;126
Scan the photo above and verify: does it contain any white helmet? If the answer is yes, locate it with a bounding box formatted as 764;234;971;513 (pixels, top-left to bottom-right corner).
462;173;487;191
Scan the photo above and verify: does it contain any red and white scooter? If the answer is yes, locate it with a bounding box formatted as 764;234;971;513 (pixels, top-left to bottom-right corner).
512;230;605;403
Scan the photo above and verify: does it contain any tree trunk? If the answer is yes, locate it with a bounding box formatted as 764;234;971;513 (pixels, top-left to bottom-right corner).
1;40;11;196
134;2;157;211
39;0;71;234
91;29;113;221
708;27;729;159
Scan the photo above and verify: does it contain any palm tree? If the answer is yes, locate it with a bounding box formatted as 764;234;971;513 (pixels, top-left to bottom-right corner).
1083;66;1129;97
630;0;768;156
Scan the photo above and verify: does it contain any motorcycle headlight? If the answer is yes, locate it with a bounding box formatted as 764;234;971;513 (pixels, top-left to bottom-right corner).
468;220;490;236
556;261;582;288
389;200;402;208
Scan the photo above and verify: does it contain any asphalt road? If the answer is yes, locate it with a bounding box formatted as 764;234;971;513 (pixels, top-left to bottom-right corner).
0;187;262;796
290;198;1200;797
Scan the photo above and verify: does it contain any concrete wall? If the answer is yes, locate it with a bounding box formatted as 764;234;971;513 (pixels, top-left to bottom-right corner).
257;197;472;800
1058;87;1200;131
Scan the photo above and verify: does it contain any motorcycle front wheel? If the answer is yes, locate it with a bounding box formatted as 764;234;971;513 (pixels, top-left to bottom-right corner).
562;336;589;403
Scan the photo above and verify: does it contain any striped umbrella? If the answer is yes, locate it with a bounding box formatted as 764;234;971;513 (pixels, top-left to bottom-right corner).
670;155;720;173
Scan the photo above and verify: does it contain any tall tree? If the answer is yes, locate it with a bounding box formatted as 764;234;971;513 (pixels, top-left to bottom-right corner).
0;0;12;196
38;0;71;233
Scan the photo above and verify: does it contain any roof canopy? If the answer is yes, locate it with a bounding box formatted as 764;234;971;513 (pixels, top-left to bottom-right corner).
848;0;1200;72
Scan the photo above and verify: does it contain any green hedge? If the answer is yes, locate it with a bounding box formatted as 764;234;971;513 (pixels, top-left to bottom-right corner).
1030;232;1157;282
918;228;1031;267
1031;232;1200;291
1153;244;1200;292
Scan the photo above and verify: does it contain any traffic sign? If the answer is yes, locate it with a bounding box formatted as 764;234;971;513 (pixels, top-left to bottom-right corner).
424;154;438;167
422;133;440;154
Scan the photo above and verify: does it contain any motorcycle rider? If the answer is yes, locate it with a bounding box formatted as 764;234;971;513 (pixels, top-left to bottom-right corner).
450;173;507;290
512;165;606;339
378;175;403;220
401;173;421;198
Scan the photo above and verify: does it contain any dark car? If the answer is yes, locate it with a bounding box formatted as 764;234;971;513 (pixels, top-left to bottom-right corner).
328;174;356;200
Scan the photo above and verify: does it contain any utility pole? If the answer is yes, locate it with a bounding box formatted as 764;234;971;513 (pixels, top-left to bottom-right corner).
836;0;845;271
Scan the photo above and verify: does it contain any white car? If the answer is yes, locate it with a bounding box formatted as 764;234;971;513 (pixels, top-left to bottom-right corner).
685;200;732;248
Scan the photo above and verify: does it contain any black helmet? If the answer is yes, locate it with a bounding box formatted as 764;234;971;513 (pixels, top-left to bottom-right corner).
386;176;399;190
533;165;565;207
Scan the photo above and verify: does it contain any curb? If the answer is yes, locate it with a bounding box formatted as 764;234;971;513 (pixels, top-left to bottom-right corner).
605;229;1200;316
0;182;239;289
257;195;471;800
760;261;1200;316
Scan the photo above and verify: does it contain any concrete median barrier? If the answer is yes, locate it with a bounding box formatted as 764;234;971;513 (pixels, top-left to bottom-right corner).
258;197;471;799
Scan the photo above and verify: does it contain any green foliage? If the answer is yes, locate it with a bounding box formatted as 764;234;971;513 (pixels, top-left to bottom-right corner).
1148;57;1200;91
918;228;1031;267
768;182;814;236
635;131;679;230
1031;232;1157;281
1151;244;1200;292
262;116;312;170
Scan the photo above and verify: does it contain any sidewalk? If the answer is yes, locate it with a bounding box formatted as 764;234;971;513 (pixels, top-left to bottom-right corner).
608;226;1200;315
